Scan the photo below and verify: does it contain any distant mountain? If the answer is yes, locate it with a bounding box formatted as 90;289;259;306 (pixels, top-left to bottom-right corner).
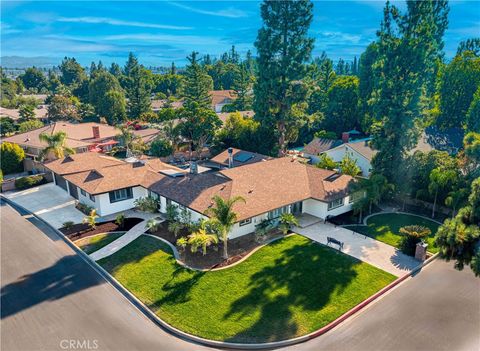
1;56;60;69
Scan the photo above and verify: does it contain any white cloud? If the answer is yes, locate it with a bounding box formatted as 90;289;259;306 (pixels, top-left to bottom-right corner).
168;2;248;18
102;33;222;46
57;16;192;30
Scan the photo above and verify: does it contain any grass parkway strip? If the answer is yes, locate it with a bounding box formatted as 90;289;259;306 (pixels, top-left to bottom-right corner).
98;234;395;343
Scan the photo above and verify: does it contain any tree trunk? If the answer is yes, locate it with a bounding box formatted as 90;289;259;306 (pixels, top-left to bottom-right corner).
223;230;228;259
402;197;406;211
277;121;286;157
369;201;373;215
359;209;363;224
432;190;437;218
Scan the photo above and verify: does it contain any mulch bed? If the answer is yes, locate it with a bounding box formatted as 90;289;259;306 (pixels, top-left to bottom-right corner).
148;221;283;270
61;217;143;241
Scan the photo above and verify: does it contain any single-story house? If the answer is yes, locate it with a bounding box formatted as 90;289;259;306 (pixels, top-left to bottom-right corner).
202;147;272;169
44;150;358;239
302;138;344;163
0;106;48;121
210;90;237;113
1;121;160;160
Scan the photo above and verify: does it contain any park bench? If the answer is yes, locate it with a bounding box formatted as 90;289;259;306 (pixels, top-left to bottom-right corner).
327;236;344;251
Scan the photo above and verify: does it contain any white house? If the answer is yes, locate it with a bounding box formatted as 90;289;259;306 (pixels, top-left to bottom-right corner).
45;149;359;238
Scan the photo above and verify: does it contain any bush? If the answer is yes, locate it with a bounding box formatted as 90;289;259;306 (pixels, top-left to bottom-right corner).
14;175;46;190
1;142;25;175
62;221;75;230
115;213;126;228
18;119;44;133
133;196;159;213
399;225;432;256
76;202;94;215
149;138;174;157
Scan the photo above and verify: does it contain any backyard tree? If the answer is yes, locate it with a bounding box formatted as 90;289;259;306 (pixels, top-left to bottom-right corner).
0;117;16;136
19;67;47;91
253;0;314;156
182;51;213;110
429;166;458;218
47;95;80;122
0;142;25;174
18;119;43;133
371;1;449;183
352;174;392;214
339;154;361;176
316;153;337;171
39;131;75;160
18;104;35;122
206;195;246;259
149;138;174;158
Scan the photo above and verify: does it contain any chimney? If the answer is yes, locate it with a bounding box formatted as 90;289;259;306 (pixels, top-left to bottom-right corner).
341;132;350;143
92;126;100;139
190;161;198;175
227;147;234;168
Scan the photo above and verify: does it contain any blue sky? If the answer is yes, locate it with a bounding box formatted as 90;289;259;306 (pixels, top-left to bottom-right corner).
1;1;479;67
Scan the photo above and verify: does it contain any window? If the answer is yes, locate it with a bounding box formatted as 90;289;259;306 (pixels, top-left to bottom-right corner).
328;198;344;211
89;194;95;202
80;189;86;196
109;188;133;203
267;206;289;220
239;218;252;226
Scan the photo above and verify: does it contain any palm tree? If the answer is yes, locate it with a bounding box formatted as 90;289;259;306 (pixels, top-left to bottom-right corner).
117;124;143;157
206;195;245;259
279;213;299;235
187;228;218;256
39;131;75;160
445;188;468;218
83;209;99;230
429;167;457;218
351;174;392;214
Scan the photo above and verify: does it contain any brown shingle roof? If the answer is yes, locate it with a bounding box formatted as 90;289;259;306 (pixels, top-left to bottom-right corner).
345;140;377;161
149;157;354;221
208;148;272;168
303;138;343;155
210;90;236;107
44;152;124;175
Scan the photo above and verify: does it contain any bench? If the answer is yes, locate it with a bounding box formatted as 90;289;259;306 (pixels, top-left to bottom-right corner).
327;237;344;250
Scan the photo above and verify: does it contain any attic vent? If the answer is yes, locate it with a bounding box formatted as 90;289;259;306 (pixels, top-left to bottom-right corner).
85;170;104;181
62;156;75;163
220;185;226;190
248;189;253;193
325;173;341;182
132;161;145;168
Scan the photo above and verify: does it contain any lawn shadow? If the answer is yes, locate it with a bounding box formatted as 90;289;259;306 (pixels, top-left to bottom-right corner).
1;255;102;319
223;239;359;343
153;269;205;306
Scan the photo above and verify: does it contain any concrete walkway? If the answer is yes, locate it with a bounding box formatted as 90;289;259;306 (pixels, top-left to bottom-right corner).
294;222;419;276
90;217;164;261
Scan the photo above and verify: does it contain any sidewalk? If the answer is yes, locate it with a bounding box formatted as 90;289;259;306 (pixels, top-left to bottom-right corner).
294;222;419;276
90;217;164;261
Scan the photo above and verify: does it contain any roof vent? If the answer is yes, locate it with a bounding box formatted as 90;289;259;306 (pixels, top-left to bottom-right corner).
248;189;253;193
132;160;146;168
325;173;341;182
160;169;185;178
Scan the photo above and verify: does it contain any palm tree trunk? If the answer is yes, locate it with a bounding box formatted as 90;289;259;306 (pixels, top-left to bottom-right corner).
369;201;373;215
223;230;228;259
432;190;437;218
359;209;363;224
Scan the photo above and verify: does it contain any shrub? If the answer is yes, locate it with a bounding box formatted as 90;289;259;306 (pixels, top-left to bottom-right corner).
168;221;184;238
134;196;159;213
18;119;44;133
83;209;99;230
76;202;94;215
1;142;25;174
15;175;46;190
62;221;75;230
279;213;299;235
399;225;432;256
176;236;188;253
115;213;125;228
166;203;178;222
149;138;174;157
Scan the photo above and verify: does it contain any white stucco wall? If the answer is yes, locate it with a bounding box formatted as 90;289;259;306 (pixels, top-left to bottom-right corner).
229;213;269;239
95;186;147;216
324;145;372;177
302;197;353;219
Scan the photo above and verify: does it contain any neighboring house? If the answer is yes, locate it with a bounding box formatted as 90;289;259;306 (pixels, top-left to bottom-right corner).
44;149;357;238
303;138;344;163
210;90;237;112
1;121;160;160
324;139;376;177
0;106;48;121
151;99;184;112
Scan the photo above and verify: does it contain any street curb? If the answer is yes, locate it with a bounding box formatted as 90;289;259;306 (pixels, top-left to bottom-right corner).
1;195;439;350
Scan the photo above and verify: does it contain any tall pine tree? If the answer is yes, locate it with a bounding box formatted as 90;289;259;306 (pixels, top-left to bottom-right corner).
253;0;314;156
182;51;213;110
371;0;449;183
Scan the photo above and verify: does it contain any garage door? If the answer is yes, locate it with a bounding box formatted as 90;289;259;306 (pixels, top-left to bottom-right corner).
68;182;78;199
54;174;68;191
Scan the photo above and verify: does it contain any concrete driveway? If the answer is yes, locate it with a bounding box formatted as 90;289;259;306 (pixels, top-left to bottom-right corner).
294;222;419;276
4;183;84;229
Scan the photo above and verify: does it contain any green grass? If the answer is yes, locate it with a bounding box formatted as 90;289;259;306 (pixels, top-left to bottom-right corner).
76;232;125;254
348;213;440;253
98;234;395;343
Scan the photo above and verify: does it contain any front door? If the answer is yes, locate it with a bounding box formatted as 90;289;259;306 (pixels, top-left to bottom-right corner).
292;201;303;215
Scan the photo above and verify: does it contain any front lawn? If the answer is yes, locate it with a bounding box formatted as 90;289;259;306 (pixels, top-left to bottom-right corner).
348;213;440;253
75;232;125;254
98;234;395;343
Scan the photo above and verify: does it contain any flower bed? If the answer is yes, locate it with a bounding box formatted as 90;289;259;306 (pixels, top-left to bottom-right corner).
61;217;143;240
148;221;282;269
